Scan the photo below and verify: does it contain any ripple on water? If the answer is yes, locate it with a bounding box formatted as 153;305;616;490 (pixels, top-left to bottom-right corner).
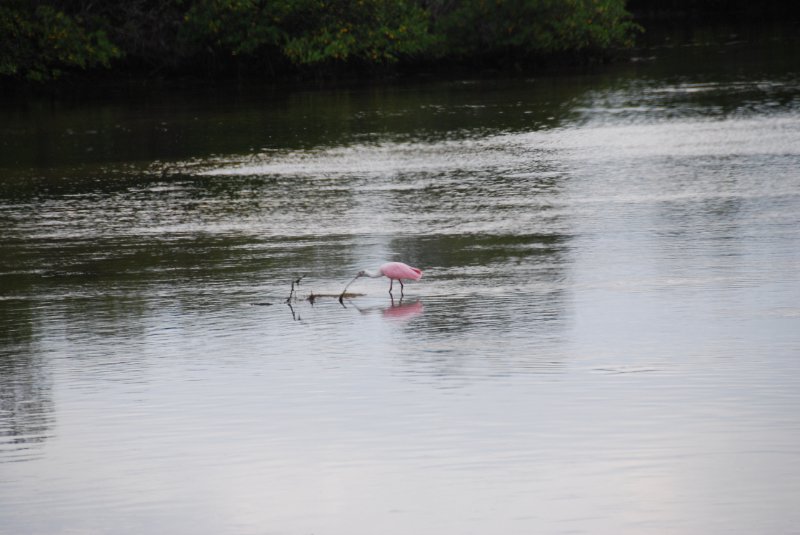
1;65;800;535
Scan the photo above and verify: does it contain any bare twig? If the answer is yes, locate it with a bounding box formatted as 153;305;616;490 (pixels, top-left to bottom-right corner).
286;275;305;304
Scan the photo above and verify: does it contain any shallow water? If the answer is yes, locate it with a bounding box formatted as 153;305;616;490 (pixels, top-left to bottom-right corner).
2;26;800;534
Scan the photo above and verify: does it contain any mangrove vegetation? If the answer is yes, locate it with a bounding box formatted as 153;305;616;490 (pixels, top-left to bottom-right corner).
2;0;797;83
2;0;640;82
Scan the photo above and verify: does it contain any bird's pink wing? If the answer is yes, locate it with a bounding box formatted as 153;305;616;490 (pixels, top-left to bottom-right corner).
381;262;423;280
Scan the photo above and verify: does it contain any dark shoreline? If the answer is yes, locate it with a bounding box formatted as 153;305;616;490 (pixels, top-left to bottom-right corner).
3;7;799;96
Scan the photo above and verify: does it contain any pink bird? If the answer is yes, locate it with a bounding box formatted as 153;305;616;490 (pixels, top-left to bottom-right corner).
339;261;423;300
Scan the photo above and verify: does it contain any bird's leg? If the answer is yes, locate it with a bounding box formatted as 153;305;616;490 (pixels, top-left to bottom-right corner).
400;280;405;297
389;279;394;295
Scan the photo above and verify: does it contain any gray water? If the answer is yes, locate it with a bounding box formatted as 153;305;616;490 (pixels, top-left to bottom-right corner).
2;25;800;534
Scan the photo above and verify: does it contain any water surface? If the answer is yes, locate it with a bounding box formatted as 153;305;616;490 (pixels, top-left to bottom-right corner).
1;25;799;534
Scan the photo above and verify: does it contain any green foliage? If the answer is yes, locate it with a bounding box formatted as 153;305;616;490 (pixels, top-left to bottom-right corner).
0;3;120;81
279;0;433;66
179;0;433;70
0;0;640;82
181;0;285;56
430;0;640;61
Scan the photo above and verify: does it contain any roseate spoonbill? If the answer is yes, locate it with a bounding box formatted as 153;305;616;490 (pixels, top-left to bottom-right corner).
339;262;423;301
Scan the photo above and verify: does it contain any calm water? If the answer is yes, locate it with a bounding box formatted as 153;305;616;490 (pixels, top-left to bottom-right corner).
2;25;800;534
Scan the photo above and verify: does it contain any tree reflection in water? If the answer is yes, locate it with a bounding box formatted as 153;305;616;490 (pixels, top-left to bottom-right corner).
0;302;54;463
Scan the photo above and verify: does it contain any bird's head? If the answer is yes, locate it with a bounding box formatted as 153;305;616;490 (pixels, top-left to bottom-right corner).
356;270;366;277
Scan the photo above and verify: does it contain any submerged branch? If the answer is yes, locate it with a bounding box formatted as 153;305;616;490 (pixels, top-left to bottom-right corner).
285;276;304;304
286;277;363;305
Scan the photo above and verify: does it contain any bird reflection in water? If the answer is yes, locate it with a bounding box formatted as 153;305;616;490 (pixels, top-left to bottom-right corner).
342;297;424;322
382;298;424;321
286;295;423;322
